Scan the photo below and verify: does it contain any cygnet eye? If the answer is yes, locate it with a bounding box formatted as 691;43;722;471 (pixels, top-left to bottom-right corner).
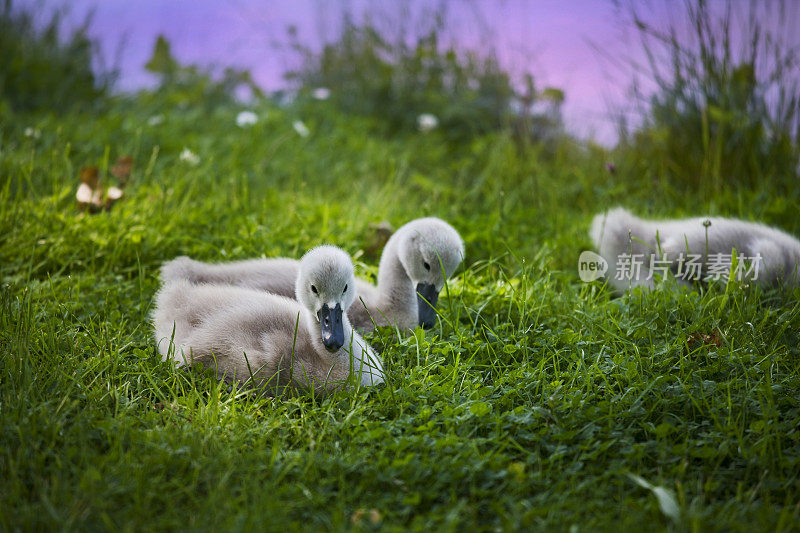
423;261;431;271
311;285;318;294
343;284;348;294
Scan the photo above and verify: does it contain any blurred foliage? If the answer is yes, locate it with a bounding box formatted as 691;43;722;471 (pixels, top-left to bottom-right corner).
142;35;264;109
0;0;110;112
286;15;564;144
616;0;800;194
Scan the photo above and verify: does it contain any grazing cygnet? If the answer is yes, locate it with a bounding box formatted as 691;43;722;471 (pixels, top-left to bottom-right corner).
153;246;385;394
160;217;465;331
591;207;800;292
353;217;464;330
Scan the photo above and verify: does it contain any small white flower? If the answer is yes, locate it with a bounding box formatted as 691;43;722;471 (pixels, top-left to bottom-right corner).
24;127;41;139
417;113;439;133
236;110;258;128
107;187;124;201
179;148;200;166
147;114;165;126
311;87;330;101
76;183;102;207
76;183;94;204
293;120;310;138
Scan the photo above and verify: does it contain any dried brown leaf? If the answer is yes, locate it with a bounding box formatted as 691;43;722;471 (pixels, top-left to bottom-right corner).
350;508;381;525
111;156;133;185
687;330;722;349
80;166;100;188
350;509;365;525
364;220;395;260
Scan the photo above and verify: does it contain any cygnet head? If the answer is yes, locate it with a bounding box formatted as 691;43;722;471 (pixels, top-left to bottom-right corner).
396;217;465;329
296;245;357;352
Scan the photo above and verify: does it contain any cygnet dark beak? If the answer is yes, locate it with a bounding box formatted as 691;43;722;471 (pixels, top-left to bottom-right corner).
317;303;345;352
416;282;439;329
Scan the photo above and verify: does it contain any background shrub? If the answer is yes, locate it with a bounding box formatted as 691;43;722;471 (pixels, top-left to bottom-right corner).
141;35;263;110
0;0;111;112
285;11;564;144
615;0;800;194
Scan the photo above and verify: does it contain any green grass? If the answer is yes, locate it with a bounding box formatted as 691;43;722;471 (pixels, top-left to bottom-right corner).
2;97;800;531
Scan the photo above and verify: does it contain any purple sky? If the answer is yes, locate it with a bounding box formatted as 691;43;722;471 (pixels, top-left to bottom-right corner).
26;0;799;145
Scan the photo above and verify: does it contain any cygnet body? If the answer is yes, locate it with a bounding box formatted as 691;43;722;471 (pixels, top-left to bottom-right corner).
591;207;800;292
153;246;384;394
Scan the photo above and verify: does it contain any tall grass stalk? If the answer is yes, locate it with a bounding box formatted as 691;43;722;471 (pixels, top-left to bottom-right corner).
617;0;800;194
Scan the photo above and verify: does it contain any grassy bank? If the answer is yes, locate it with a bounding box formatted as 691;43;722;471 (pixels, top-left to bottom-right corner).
1;97;800;531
